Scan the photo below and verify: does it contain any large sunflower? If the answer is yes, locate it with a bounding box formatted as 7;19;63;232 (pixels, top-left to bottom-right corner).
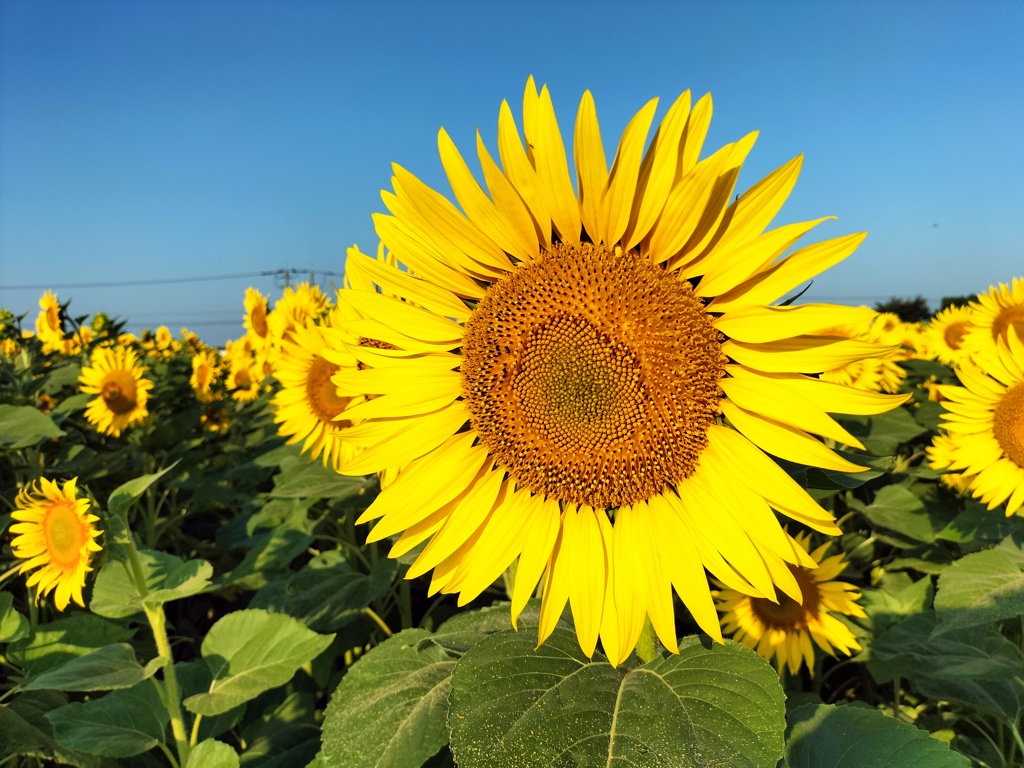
934;328;1024;515
79;346;155;437
8;478;102;610
964;278;1024;352
714;532;864;675
333;79;904;665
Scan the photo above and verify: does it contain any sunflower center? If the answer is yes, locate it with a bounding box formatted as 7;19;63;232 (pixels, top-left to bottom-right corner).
306;355;352;425
101;371;138;415
993;307;1024;345
944;322;968;350
461;242;724;509
994;382;1024;468
750;566;821;632
44;501;86;567
252;304;269;338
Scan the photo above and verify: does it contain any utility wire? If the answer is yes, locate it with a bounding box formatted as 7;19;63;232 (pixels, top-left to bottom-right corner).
0;268;342;291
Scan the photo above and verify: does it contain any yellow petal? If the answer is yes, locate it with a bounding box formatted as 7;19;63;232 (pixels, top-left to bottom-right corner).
723;336;899;374
565;505;610;657
601;96;658;246
529;85;580;244
476;131;541;262
344;246;471;321
715;304;876;344
511;495;560;628
574;90;608;244
497;100;551;249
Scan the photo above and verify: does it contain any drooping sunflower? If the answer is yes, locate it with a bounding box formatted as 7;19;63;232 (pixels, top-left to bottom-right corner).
334;79;904;664
272;307;362;470
928;304;976;366
79;346;155;437
933;328;1024;515
8;478;102;610
714;532;864;675
964;277;1024;353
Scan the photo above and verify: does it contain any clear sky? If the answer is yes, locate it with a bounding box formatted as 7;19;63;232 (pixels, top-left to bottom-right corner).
2;0;1022;346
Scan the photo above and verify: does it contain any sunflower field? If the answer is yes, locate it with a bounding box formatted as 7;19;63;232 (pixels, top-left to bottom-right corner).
3;80;1024;768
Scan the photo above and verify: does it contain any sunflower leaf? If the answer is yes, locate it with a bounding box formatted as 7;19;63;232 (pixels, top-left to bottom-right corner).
183;609;335;717
934;538;1024;633
106;461;180;520
184;739;239;768
0;404;65;447
90;550;212;617
22;643;147;692
0;591;30;643
785;702;969;767
448;629;785;768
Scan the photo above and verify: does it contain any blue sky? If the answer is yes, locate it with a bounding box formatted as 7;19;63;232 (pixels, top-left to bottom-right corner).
2;0;1022;345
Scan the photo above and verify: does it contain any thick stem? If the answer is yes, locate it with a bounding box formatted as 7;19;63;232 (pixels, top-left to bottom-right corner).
144;604;191;766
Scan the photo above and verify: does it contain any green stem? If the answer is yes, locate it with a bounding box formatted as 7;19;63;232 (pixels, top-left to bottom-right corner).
636;617;659;664
364;608;394;638
1010;720;1024;764
0;563;22;588
189;713;203;748
144;604;190;766
155;739;180;768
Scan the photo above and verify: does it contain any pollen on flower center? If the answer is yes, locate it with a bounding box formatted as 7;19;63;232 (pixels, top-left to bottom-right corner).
461;242;725;509
994;382;1024;468
944;323;968;350
101;371;138;415
306;355;351;425
44;502;86;566
749;567;821;631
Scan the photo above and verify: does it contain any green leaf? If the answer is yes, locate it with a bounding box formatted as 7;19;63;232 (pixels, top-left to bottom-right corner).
860;408;928;455
183;609;335;717
90;550;212;618
269;460;373;499
0;690;102;768
175;662;246;741
46;680;169;757
107;462;180;519
868;612;1024;721
23;643;147;691
238;691;320;768
186;739;240;768
857;485;938;543
0;590;30;643
785;702;969;767
0;404;65;447
321;629;454;768
934;544;1024;632
51;392;92;415
936;501;1024;545
449;629;785;768
9;614;134;676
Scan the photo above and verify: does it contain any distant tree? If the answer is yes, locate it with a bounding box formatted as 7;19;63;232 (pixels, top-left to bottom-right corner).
873;295;932;323
940;295;976;310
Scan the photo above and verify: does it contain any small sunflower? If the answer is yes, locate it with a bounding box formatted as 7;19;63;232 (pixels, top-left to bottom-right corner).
714;532;864;675
190;349;222;402
243;287;272;346
79;347;154;437
331;79;905;665
8;478;102;610
964;278;1024;352
928;304;976;366
227;357;263;402
34;291;65;353
934;329;1024;515
272;308;362;470
821;313;911;394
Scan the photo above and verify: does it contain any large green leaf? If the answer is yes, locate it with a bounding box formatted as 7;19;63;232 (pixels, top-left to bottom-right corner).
859;408;928;455
23;643;147;692
449;629;785;768
321;629;454;768
868;612;1024;721
269;460;373;499
935;501;1024;545
238;691;320;768
90;550;212;618
107;462;180;519
786;702;969;767
0;590;30;643
46;680;169;758
934;539;1024;632
0;690;101;768
0;404;65;447
183;609;335;717
185;739;240;768
857;485;942;543
9;614;134;677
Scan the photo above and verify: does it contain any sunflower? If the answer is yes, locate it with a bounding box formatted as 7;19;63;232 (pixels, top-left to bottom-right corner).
226;356;263;402
333;79;904;665
714;532;864;675
820;313;910;394
190;349;222;402
34;291;66;353
79;346;154;437
927;433;976;495
8;478;102;610
243;287;272;346
964;278;1024;352
928;304;976;366
933;329;1024;515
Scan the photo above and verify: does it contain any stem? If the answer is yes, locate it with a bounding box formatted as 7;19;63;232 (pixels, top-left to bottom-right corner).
893;675;902;720
0;563;22;588
144;604;191;766
155;739;180;768
189;713;203;748
1011;721;1024;764
364;608;394;638
636;617;659;664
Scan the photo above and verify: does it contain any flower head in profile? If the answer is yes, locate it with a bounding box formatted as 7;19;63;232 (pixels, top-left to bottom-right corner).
243;287;273;347
932;328;1024;515
8;478;102;610
79;346;154;437
714;532;864;675
332;78;904;665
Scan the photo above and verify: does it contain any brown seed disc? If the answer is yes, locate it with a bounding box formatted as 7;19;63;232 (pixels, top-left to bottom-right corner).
994;381;1024;469
749;567;821;632
101;370;139;415
461;242;725;509
944;322;968;351
306;355;352;425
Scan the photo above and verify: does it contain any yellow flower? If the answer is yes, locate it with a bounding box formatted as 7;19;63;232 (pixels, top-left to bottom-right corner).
714;533;864;675
928;304;976;366
272;308;362;470
243;287;272;345
227;357;262;402
190;349;222;402
34;291;64;350
334;79;904;665
964;277;1024;352
267;283;330;348
934;329;1024;515
820;313;909;394
8;478;102;610
79;346;154;437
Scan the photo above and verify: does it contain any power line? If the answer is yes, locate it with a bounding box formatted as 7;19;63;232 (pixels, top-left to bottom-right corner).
0;268;342;291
